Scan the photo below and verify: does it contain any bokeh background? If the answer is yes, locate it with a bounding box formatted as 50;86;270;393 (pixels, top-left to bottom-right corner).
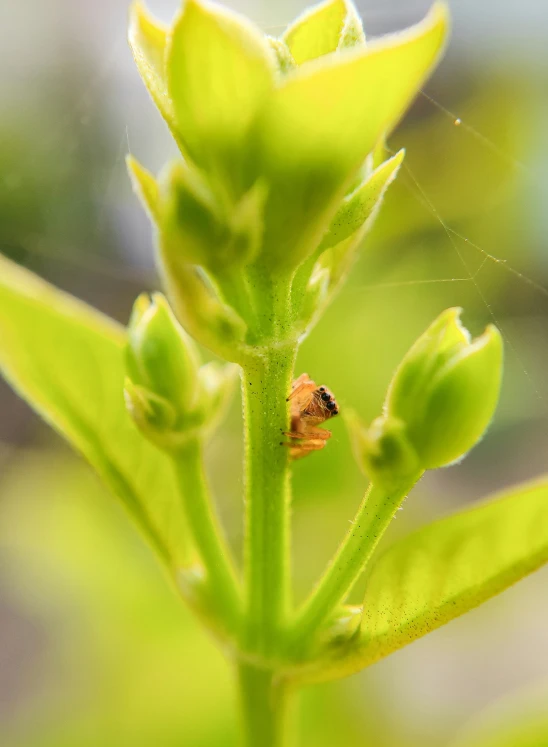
1;0;548;745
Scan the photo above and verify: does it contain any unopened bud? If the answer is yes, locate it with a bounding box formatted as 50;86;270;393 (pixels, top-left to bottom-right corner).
126;292;201;412
386;308;503;469
125;293;236;448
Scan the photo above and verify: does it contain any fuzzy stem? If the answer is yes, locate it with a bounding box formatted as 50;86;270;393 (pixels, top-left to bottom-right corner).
289;473;422;651
172;438;242;632
238;663;293;747
242;343;297;654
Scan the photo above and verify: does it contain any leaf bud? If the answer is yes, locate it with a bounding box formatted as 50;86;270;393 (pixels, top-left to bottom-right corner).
125;293;236;449
385;308;503;469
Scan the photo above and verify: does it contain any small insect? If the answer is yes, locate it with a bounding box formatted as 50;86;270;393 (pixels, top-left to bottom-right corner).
283;372;339;460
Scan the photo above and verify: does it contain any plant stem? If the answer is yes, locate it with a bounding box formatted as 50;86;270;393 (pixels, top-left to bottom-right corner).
172;437;241;631
242;342;297;654
238;662;292;747
289;473;422;651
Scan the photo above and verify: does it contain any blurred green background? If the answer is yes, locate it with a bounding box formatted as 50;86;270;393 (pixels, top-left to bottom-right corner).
1;0;548;745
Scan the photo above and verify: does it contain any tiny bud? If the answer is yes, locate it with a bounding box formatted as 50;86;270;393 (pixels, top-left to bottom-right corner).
126;292;201;413
125;293;236;449
323;604;363;647
386;308;503;469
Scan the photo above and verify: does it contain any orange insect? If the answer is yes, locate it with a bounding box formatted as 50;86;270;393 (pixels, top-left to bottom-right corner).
283;372;339;459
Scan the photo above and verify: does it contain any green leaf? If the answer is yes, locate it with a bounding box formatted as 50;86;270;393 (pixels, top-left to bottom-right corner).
128;2;175;133
320;149;404;252
296;477;548;683
338;2;366;50
283;0;349;64
0;256;188;568
167;0;274;186
291;151;403;330
255;2;448;270
127;155;160;223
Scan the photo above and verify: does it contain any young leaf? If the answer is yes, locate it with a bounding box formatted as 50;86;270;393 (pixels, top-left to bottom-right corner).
0;256;188;568
255;2;448;270
167;0;274;184
338;1;366;50
128;2;175;133
292;150;404;331
267;37;296;74
127;155;161;222
319;149;405;252
295;477;548;683
283;0;349;64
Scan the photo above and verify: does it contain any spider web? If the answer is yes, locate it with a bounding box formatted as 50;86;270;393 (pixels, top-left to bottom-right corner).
2;0;547;414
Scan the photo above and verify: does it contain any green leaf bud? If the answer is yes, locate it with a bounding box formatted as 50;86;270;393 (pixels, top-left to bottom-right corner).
127;156;249;360
129;0;450;349
161;161;266;273
126;292;201;413
125;293;236;448
386;308;503;469
282;0;363;66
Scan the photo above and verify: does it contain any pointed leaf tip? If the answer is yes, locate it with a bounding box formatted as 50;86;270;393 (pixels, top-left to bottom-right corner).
128;1;175;129
283;0;349;64
319;149;405;252
127;155;160;222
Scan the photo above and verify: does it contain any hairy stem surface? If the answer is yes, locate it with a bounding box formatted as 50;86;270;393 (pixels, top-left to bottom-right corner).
173;438;241;631
242;342;297;654
290;473;422;650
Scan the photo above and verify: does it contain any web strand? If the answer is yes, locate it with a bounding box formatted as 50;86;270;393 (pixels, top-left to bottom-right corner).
2;13;546;415
389;148;544;403
419;90;530;176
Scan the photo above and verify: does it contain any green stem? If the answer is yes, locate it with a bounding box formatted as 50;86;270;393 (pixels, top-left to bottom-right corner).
242;343;297;654
289;473;422;651
172;437;241;632
238;662;293;747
